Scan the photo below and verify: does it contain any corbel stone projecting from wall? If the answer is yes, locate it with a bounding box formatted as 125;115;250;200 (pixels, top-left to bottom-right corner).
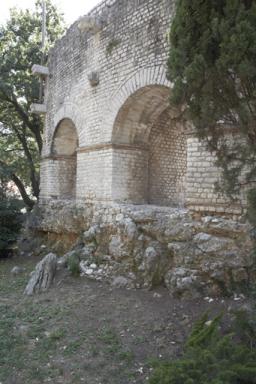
32;64;49;77
77;15;104;33
30;103;47;114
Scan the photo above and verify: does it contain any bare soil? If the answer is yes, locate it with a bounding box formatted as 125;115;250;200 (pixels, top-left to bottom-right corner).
0;256;248;384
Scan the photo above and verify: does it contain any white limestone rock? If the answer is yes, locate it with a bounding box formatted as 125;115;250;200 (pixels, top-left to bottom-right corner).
83;225;100;242
11;266;25;275
165;267;201;298
123;218;138;240
24;253;57;295
112;276;134;289
109;235;123;259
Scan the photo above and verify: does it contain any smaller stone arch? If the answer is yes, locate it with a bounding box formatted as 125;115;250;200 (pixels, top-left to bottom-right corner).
103;65;172;142
111;84;187;206
112;85;170;145
46;102;84;154
52;118;78;156
51;118;78;199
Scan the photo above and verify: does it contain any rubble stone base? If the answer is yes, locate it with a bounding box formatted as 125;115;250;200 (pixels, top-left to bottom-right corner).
25;201;254;298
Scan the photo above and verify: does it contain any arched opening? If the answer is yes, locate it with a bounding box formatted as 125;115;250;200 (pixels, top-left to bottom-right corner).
51;118;78;199
112;85;187;206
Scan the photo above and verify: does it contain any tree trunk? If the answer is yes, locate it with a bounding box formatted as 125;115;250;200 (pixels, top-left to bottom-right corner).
11;173;35;209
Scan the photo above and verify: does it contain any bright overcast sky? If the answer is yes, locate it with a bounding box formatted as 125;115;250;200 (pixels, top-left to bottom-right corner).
1;0;102;26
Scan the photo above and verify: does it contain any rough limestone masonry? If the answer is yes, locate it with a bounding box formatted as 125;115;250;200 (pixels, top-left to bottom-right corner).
29;0;253;297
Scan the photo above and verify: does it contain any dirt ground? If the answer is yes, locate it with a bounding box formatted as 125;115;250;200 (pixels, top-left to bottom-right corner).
0;255;248;384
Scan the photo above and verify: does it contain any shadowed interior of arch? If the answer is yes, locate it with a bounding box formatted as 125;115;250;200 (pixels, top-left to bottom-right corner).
111;85;187;206
51;118;78;199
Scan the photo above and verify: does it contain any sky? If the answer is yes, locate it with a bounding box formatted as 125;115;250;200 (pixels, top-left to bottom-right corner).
0;0;102;26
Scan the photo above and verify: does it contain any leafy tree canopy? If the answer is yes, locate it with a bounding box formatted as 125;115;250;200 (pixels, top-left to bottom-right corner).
0;179;24;251
168;0;256;198
0;0;65;209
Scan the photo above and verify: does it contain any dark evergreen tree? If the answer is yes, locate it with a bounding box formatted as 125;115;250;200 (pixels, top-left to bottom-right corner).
0;180;24;252
149;313;256;384
168;0;256;203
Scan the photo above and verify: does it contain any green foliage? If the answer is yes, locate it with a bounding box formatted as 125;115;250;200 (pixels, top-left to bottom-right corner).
106;39;120;55
0;198;24;250
67;253;80;276
0;1;65;208
247;189;256;225
232;308;256;349
185;312;222;348
168;0;256;199
0;183;24;250
149;312;256;384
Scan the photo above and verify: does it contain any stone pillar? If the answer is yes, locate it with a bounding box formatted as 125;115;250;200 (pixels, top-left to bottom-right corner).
185;133;243;214
112;145;148;204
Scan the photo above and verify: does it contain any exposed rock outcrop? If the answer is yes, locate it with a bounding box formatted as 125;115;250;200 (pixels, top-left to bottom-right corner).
22;202;254;298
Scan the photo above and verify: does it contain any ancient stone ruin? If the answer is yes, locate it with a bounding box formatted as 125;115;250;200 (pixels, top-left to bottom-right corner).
31;0;254;297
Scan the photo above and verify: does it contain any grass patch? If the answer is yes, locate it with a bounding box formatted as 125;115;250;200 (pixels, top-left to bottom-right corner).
63;338;84;356
0;305;25;380
118;350;134;363
98;326;121;354
0;308;65;381
0;258;34;294
49;327;66;340
0;270;71;383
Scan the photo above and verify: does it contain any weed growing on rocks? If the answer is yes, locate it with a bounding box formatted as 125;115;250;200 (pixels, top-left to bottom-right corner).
67;253;80;276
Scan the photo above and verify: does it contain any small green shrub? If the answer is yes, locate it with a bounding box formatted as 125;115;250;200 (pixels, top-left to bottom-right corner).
149;312;256;384
106;39;120;55
49;328;66;341
67;253;80;276
232;308;256;350
247;188;256;284
0;197;24;251
247;188;256;226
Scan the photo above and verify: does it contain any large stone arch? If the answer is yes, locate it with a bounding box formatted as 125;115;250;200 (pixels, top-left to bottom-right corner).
110;81;187;206
51;118;79;199
112;85;170;145
104;65;171;142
